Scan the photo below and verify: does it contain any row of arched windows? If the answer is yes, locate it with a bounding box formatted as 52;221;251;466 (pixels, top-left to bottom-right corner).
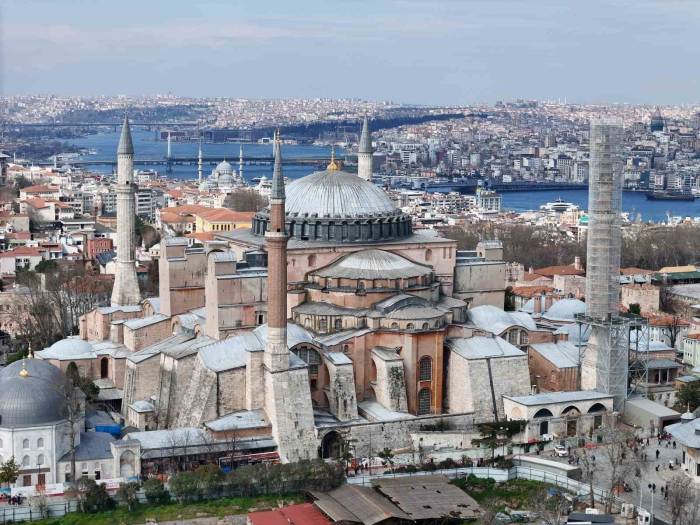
21;438;44;449
21;454;45;467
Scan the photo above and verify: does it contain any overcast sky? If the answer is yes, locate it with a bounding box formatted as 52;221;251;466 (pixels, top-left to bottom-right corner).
2;0;699;105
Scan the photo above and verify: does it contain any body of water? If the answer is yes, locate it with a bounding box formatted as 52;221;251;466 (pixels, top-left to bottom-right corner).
501;189;700;223
70;129;339;183
70;131;700;223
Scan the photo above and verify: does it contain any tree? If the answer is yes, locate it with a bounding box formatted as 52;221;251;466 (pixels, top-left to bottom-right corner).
116;481;140;511
597;428;635;514
35;259;58;274
528;487;570;525
675;381;700;412
0;457;20;485
666;473;695;525
223;188;267;212
143;478;170;505
169;471;200;503
77;478;115;513
628;303;641;316
194;464;223;498
378;447;395;472
472;420;525;463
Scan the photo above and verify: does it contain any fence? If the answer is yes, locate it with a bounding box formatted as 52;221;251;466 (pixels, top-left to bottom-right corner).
0;500;79;524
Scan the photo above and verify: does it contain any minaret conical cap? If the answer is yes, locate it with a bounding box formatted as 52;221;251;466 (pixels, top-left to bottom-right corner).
271;130;285;200
118;115;134;155
359;116;372;154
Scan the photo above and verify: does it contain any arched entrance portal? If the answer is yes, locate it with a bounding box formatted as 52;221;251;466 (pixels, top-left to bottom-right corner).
320;431;343;459
119;450;136;480
100;357;109;379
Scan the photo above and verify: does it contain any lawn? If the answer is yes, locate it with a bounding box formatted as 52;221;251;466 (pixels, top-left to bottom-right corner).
453;476;552;509
33;494;302;525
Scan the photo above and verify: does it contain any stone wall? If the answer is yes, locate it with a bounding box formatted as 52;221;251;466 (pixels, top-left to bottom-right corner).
159;242;207;317
453;261;506;309
621;284;660;312
372;355;408;413
123;357;161;409
123;317;172;352
324;360;358;421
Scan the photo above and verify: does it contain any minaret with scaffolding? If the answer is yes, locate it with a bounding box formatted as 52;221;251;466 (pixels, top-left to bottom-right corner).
579;120;633;409
197;139;203;183
238;144;244;182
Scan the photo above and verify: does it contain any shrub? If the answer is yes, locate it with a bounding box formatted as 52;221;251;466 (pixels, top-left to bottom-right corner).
116;481;140;511
169;472;200;503
439;458;456;469
77;478;115;513
194;464;224;498
143;478;170;505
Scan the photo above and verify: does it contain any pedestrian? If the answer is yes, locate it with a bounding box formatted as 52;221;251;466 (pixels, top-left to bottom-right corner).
656;449;660;459
652;483;656;493
673;441;677;449
656;465;660;472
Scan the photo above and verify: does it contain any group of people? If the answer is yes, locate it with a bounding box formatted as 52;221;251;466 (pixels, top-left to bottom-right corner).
0;493;24;506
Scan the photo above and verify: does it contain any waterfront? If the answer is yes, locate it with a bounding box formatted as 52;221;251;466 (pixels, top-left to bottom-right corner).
70;131;700;224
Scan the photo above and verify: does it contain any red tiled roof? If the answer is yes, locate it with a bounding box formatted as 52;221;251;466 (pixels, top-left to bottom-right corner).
22;184;58;194
533;264;585;278
511;285;555;298
197;208;254;222
0;246;44;257
248;503;331;525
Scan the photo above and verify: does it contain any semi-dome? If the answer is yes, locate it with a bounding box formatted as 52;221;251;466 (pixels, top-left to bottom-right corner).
0;360;69;428
252;169;413;243
543;298;586;322
286;170;396;218
313;249;432;280
39;337;95;360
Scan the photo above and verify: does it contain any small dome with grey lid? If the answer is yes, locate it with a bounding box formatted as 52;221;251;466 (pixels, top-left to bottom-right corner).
0;359;69;428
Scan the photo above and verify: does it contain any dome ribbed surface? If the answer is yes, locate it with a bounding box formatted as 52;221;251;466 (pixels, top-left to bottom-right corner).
0;360;68;428
285;170;396;218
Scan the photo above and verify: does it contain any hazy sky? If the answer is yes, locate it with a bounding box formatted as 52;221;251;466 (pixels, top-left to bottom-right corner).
2;0;699;105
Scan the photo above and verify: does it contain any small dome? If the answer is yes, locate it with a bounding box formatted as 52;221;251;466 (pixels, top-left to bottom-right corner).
313;249;432;280
285;169;397;218
543;298;586;322
0;360;69;428
45;337;94;359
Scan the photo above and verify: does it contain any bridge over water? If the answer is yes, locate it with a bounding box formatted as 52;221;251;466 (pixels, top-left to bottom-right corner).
37;155;335;168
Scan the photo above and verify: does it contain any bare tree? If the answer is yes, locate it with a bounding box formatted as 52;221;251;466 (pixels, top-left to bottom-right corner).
528;487;569;525
578;447;597;508
666;473;694;525
223;189;267;212
597;428;635;514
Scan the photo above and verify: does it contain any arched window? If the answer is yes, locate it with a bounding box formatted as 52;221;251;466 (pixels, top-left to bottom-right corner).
422;322;429;330
100;357;109;379
37;438;44;448
507;330;519;346
390;322;399;329
533;408;554;419
319;318;328;332
417;388;431;416
37;454;44;466
406;323;415;330
425;248;432;261
419;357;432;381
308;254;316;267
22;455;29;467
293;346;322;387
334;318;342;331
22;439;29;449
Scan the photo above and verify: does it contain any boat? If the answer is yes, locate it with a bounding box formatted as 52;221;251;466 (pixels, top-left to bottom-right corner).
645;191;696;201
540;198;579;213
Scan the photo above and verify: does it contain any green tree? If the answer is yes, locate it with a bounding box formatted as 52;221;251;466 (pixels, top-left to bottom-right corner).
168;471;200;503
77;478;115;513
143;478;170;505
628;303;641;316
0;457;20;485
675;381;700;412
116;481;140;511
194;464;223;498
472;420;526;463
378;448;395;472
35;259;58;273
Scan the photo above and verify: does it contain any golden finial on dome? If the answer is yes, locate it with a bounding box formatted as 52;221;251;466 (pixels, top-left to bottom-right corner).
327;145;341;171
19;360;29;378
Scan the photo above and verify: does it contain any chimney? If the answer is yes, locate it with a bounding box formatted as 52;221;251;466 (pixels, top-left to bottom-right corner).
574;256;582;271
528;267;534;275
534;293;543;314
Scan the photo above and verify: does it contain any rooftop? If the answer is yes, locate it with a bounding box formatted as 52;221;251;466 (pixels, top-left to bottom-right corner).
504;390;612;406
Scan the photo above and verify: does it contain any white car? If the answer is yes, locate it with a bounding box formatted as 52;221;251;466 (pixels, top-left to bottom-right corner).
553;445;568;457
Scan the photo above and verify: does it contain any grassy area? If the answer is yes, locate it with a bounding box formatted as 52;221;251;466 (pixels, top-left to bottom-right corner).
33;494;302;525
453;476;552;509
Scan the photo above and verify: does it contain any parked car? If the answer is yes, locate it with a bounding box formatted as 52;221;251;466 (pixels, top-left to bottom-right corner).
553;445;569;457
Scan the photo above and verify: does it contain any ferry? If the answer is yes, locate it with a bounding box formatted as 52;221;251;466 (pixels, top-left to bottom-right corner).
645;190;696;201
540;198;579;213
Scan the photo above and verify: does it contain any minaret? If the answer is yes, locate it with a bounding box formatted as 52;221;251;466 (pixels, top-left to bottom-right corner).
357;116;373;181
263;130;317;462
238;144;244;181
197;139;203;183
110;116;141;306
166;131;172;159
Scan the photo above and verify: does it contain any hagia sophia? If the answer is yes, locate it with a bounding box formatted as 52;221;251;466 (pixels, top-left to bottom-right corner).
2;117;622;487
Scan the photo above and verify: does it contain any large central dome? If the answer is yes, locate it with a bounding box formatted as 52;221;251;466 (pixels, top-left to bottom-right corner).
252;168;413;243
285;170;397;218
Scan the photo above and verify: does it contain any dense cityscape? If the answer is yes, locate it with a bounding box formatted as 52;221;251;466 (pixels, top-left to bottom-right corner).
3;3;700;525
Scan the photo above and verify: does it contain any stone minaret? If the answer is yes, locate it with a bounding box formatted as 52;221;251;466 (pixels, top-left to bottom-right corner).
263;130;317;462
197;139;203;183
110;116;142;306
357;116;373;181
238;144;244;181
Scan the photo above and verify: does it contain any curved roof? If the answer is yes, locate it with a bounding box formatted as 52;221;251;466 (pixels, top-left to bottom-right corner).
0;360;69;428
467;305;536;335
214;160;233;175
39;337;95;360
312;249;432;280
285;169;396;218
543;298;586;322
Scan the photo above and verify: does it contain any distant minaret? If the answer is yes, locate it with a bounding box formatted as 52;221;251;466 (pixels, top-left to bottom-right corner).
197;139;203;183
357;116;373;181
263;130;317;463
238;144;244;181
111;116;141;306
166;131;172;159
